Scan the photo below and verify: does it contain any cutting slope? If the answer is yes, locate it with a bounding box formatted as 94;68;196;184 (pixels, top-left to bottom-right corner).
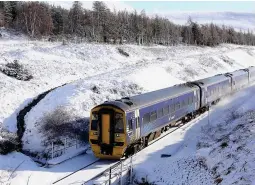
21;44;255;154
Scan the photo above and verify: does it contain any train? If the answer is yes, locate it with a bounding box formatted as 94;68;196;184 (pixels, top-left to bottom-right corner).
89;66;255;159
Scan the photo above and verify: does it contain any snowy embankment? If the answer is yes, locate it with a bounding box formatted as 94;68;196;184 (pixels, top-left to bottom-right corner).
0;30;255;184
131;85;255;185
0;30;254;155
22;44;255;155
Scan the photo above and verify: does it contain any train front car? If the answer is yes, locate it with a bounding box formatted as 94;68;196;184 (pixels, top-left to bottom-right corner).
89;102;129;159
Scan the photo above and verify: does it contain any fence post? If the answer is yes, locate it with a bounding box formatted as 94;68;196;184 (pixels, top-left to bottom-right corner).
109;167;111;185
119;160;123;185
51;142;54;160
64;138;67;154
75;136;78;149
208;106;210;124
130;157;133;184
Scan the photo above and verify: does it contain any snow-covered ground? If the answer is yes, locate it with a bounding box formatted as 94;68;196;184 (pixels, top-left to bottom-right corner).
22;43;255;155
0;29;255;185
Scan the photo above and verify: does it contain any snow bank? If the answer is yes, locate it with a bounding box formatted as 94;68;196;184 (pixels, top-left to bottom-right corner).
14;43;254;155
197;86;255;185
0;32;255;185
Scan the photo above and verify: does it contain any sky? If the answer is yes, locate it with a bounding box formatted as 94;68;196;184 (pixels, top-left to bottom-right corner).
50;1;255;13
124;1;255;14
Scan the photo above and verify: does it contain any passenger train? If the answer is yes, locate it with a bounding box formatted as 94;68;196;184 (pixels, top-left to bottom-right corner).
89;66;255;159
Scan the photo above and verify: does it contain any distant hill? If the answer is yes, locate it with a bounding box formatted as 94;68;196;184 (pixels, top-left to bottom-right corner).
164;12;255;32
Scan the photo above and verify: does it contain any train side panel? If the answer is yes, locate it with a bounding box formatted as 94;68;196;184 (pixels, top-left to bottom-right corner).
206;79;232;105
230;70;249;90
248;67;255;83
138;90;198;138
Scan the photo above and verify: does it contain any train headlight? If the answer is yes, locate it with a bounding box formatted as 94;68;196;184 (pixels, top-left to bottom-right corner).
93;132;98;135
116;133;120;137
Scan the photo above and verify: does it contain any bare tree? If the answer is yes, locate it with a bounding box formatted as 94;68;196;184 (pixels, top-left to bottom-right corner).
17;2;52;38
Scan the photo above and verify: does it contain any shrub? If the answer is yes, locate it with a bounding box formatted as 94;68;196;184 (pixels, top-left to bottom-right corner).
0;60;33;81
40;107;89;143
214;177;223;184
134;176;156;185
0;129;19;155
117;48;129;57
91;85;100;94
220;142;228;148
134;175;156;185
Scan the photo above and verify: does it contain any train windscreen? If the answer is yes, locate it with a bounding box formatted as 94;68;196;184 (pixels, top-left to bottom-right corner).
115;113;124;133
91;112;98;130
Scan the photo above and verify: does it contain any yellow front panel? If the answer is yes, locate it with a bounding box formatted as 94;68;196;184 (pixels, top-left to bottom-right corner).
90;105;127;159
102;114;110;144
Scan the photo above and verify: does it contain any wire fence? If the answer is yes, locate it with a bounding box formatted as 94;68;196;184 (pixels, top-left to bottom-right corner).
85;157;134;185
44;137;87;160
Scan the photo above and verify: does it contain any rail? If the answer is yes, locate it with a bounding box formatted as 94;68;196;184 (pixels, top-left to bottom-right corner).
84;157;133;185
84;109;211;185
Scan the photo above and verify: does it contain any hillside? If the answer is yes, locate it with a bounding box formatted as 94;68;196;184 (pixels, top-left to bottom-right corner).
0;31;255;184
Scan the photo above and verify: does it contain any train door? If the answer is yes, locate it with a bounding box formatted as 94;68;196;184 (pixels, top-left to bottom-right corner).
201;86;207;106
194;89;200;110
102;114;110;144
99;109;114;145
135;110;140;139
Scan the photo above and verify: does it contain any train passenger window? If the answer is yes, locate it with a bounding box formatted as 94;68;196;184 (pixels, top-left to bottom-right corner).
143;113;150;124
115;113;124;133
158;108;163;118
185;98;189;106
181;100;185;108
127;119;132;131
188;97;192;104
163;106;169;115
175;102;181;110
170;104;175;113
150;111;157;122
91;112;98;131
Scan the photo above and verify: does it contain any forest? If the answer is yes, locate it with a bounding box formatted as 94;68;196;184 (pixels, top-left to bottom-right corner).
0;1;255;46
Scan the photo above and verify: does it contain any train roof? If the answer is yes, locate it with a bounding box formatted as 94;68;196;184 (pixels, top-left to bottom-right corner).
99;83;199;112
226;69;248;77
248;66;255;72
192;74;230;87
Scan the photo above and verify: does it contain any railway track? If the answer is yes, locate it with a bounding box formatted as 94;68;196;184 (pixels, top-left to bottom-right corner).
52;109;209;185
84;111;209;184
52;159;101;184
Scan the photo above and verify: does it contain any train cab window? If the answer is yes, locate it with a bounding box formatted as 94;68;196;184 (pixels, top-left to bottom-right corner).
150;111;157;122
143;113;150;124
158;108;163;118
91;112;98;131
115;113;124;133
163;106;169;115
